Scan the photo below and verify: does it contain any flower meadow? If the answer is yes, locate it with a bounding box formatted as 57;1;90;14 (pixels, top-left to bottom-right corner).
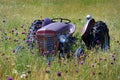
0;0;120;80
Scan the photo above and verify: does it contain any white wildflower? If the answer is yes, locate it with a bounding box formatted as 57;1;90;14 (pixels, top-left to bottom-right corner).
20;74;27;78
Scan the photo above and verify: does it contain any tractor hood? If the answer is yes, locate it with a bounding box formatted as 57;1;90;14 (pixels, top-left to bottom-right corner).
37;22;75;35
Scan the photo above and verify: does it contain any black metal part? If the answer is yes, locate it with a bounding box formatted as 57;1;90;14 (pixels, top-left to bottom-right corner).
51;18;71;24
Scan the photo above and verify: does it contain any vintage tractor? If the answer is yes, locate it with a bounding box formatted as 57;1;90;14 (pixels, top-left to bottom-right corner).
81;15;110;50
27;18;76;60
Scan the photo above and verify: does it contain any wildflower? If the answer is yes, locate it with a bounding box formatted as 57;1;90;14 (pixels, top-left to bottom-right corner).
1;52;5;56
75;70;79;73
8;77;13;80
116;40;119;43
28;40;32;43
96;40;99;43
80;61;84;65
113;58;116;61
15;28;17;30
2;20;6;23
13;69;18;74
92;72;95;75
16;32;18;36
12;50;15;53
22;32;26;35
21;25;24;28
11;30;14;33
57;71;61;77
43;52;47;55
47;62;51;66
45;70;50;73
27;70;31;74
91;64;94;68
112;54;115;58
110;62;114;65
104;58;107;61
20;74;27;78
27;35;30;39
6;57;9;61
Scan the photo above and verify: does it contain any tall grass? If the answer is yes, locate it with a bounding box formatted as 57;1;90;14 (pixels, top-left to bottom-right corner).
0;0;120;80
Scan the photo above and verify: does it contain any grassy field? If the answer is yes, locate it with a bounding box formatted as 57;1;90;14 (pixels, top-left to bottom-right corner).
0;0;120;80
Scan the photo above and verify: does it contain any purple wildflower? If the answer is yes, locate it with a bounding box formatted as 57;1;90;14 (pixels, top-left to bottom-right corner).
80;61;84;65
27;35;30;39
91;64;94;68
16;32;18;36
8;77;13;80
43;52;47;55
11;30;14;33
22;32;26;35
110;62;114;65
113;58;116;61
47;62;51;66
12;50;15;53
57;71;61;77
112;54;115;58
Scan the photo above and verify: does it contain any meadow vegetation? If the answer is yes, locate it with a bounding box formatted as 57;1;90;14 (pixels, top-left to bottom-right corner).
0;0;120;80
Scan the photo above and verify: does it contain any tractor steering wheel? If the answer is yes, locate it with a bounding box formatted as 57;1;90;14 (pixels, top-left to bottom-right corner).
51;18;71;24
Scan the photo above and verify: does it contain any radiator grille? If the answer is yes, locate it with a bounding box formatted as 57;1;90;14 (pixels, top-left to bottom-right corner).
38;36;54;51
